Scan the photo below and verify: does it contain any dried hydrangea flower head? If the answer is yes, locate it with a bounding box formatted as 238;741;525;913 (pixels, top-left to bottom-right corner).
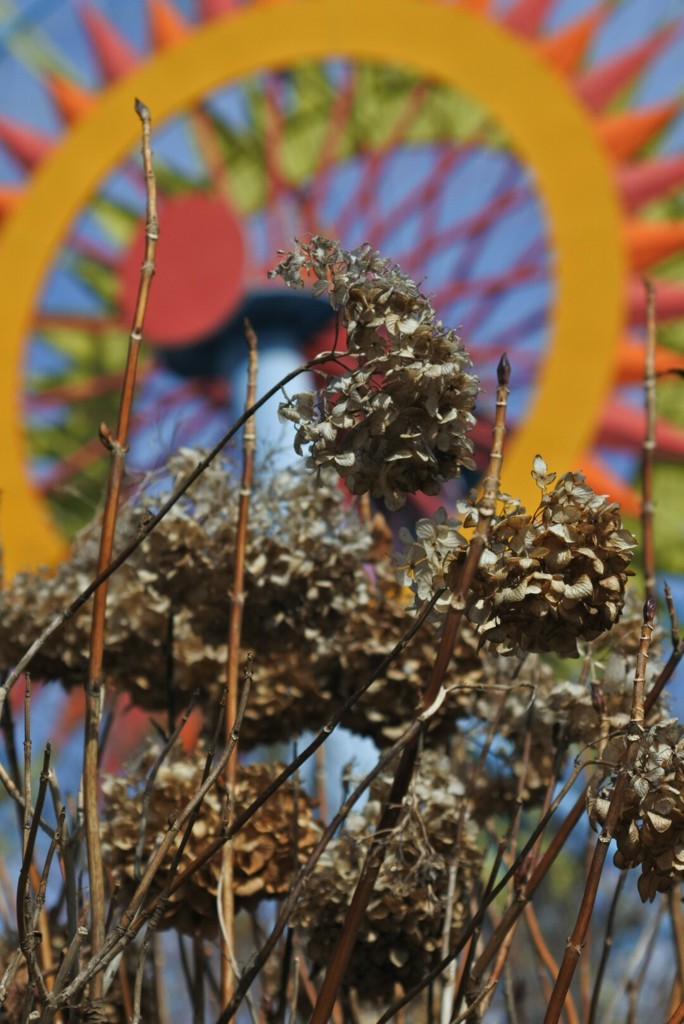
335;562;491;746
293;752;481;1001
102;749;321;936
0;931;125;1023
587;720;684;902
397;457;636;657
470;630;667;812
270;236;479;510
0;454;371;742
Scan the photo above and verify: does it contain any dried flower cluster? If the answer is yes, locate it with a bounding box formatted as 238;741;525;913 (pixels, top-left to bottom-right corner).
102;750;321;936
293;753;481;1001
335;566;490;745
2;215;679;1022
270;236;479;509
0;934;125;1023
398;460;636;656
0;941;27;1024
588;720;684;903
0;455;372;738
465;614;666;809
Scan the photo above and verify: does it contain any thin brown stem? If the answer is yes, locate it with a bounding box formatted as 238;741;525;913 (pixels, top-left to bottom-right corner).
48;595;438;1012
1;695;22;829
642;279;657;605
503;960;521;1024
450;982;496;1023
467;696;546;1021
173;593;442;898
18;679;56;997
665;582;682;650
22;678;32;861
439;861;459;1024
309;354;511;1024
0;949;24;1011
48;664;247;1011
39;927;87;1024
0;857;13;929
542;598;656;1024
47;769;78;943
643;642;684;713
669;981;683;1022
83;100;157;993
631;597;656;728
523;906;579;1024
221;319;258;1003
0;760;52;838
670;887;684;1012
587;871;626;1024
32;805;63;998
218;721;424;1023
287;955;300;1024
1;691;58;1002
131;931;149;1024
16;744;52;1007
375;756;588;1024
667;999;684;1024
452;847;504;1019
625;897;665;1024
315;745;328;823
134;692;200;879
152;934;169;1024
141;682;232;942
0;349;341;720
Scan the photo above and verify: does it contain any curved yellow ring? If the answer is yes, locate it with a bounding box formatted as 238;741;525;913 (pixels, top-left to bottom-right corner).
0;0;624;576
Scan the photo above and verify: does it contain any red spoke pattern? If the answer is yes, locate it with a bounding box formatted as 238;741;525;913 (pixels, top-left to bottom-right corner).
24;57;554;532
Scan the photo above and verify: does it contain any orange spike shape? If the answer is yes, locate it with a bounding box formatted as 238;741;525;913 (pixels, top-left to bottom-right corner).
149;0;188;49
600;401;684;461
627;278;684;323
502;0;553;36
460;0;490;12
576;26;675;112
617;154;684;211
581;455;640;518
0;117;52;168
46;73;95;123
538;9;605;76
0;185;23;220
199;0;236;17
79;4;137;82
598;102;680;162
49;689;86;745
617;335;684;384
100;705;157;774
178;707;204;755
625;220;684;272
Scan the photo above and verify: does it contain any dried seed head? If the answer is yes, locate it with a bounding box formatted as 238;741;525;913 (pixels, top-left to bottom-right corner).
398;462;636;657
0;455;372;741
0;932;126;1023
102;749;321;936
271;236;479;509
336;562;491;746
588;719;684;902
293;752;481;1001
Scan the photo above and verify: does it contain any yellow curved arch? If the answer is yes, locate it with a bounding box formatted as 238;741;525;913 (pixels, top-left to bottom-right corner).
0;0;625;576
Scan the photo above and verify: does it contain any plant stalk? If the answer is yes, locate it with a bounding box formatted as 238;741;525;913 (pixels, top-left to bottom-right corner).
310;354;511;1024
220;319;258;1003
82;98;157;994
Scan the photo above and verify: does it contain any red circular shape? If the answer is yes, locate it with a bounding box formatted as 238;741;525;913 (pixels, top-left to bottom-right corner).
119;193;245;347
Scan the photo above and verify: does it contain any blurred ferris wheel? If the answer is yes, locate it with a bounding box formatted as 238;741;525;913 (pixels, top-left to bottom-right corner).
1;0;684;576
